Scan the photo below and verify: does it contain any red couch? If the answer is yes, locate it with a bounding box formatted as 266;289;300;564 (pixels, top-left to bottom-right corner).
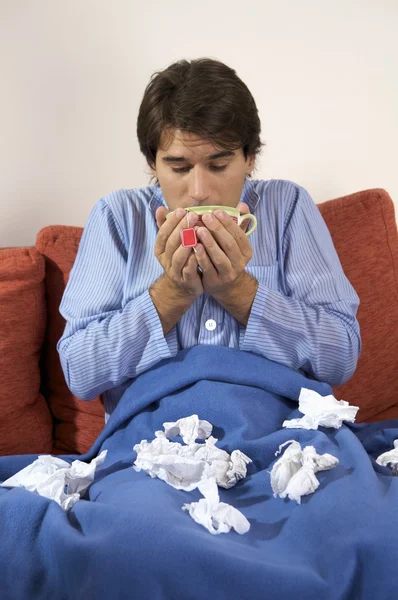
1;188;397;457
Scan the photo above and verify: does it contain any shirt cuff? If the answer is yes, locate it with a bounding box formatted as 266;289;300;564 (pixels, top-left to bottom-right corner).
141;289;179;359
239;283;270;353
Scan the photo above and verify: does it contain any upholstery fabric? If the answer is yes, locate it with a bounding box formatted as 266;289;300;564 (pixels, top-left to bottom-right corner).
36;227;104;453
319;189;398;421
12;186;395;454
0;247;53;455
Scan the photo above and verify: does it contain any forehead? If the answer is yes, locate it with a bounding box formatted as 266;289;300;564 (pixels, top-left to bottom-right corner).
158;129;227;158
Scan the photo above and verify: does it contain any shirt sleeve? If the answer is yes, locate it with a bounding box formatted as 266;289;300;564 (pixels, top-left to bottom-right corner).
57;197;178;400
240;185;362;385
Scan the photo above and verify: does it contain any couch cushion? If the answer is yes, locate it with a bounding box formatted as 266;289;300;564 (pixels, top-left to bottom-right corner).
36;187;397;455
36;227;105;454
318;189;398;421
0;248;53;455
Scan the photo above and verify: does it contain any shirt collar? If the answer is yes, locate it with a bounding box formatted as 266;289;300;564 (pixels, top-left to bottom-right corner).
148;185;167;214
239;178;260;213
148;178;260;216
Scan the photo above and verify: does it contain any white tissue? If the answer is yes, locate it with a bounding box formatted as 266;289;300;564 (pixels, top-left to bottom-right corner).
163;415;213;445
192;436;252;489
270;440;339;504
182;477;250;535
283;388;359;430
376;440;398;474
133;433;210;491
134;416;252;535
1;450;107;510
134;425;251;491
270;440;303;493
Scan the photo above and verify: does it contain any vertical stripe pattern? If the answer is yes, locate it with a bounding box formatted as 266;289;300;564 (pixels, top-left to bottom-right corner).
58;179;361;420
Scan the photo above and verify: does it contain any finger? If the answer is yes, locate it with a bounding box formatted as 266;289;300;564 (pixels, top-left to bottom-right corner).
201;212;241;260
155;206;169;229
154;207;186;256
165;211;199;257
210;209;252;260
171;244;195;276
237;202;250;215
193;243;216;276
195;226;231;275
182;252;200;281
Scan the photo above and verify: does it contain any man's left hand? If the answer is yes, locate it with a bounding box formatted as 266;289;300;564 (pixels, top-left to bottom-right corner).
193;203;253;296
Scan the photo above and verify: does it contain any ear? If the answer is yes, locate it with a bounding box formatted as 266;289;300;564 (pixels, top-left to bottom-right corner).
246;154;256;175
150;161;157;179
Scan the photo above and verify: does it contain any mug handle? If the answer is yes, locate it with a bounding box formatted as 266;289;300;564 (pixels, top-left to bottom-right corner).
239;213;257;236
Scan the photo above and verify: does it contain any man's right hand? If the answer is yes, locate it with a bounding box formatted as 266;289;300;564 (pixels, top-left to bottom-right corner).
154;207;203;298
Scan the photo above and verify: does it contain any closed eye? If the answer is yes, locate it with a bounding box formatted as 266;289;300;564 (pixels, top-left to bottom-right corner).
171;165;227;174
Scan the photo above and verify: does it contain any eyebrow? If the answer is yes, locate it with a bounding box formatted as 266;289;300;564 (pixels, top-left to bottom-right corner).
162;150;235;163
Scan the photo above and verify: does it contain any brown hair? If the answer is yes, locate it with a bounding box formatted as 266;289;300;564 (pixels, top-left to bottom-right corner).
136;58;263;183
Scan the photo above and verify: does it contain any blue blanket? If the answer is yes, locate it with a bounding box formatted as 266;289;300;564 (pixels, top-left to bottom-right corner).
1;346;398;600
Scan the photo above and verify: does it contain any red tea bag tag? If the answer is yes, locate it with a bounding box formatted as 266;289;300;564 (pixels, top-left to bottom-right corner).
181;228;198;248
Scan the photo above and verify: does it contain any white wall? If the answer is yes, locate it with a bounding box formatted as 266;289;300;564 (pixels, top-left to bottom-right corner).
1;0;397;247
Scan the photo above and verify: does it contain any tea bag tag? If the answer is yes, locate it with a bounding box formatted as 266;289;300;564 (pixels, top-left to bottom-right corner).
181;228;198;248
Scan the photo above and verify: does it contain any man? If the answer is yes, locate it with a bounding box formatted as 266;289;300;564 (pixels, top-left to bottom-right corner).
57;58;361;420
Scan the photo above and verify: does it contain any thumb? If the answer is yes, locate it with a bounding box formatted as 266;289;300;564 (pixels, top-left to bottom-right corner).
237;202;250;215
155;206;169;228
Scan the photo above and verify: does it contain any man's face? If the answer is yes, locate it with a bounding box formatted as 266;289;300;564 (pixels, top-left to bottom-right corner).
151;129;255;211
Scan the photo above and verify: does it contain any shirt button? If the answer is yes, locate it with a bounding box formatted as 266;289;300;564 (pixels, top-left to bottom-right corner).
205;319;217;331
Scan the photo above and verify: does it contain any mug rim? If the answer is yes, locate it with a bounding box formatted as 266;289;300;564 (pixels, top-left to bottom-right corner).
165;205;239;219
164;206;258;237
185;205;239;215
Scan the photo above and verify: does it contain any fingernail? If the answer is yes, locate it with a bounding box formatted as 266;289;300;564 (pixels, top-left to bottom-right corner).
215;210;225;219
176;208;186;219
203;213;214;223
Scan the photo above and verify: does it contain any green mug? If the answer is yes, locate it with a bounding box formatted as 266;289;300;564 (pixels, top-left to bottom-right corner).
167;205;257;236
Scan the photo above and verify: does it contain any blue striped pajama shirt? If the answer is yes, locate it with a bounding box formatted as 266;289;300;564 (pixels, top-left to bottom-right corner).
57;179;361;420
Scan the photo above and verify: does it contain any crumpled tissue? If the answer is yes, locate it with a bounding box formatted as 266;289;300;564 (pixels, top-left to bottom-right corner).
163;415;213;445
270;440;339;503
133;415;251;534
283;388;359;430
133;416;251;491
1;450;107;510
182;477;250;535
376;440;398;475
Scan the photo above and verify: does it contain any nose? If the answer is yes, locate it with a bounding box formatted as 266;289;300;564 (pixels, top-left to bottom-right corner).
187;166;211;204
